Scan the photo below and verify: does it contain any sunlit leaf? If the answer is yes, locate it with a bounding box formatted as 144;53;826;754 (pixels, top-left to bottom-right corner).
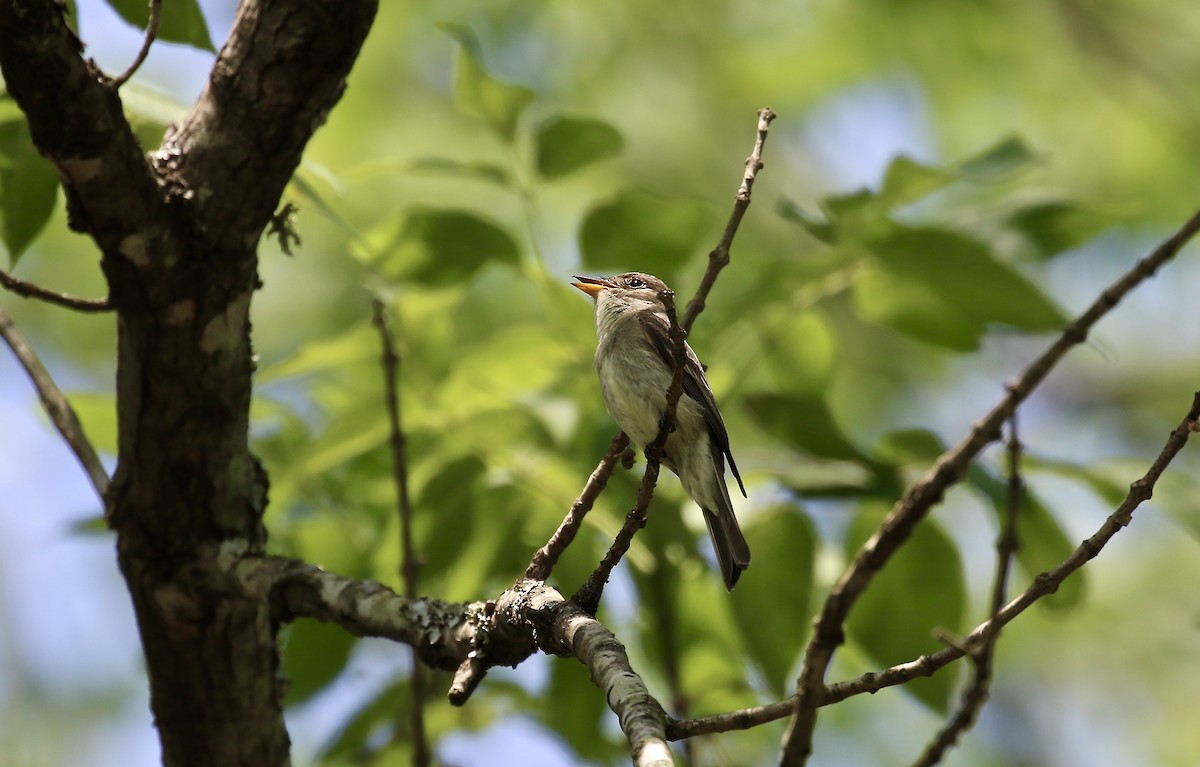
957;135;1039;179
535;114;623;179
758;308;838;395
439;23;535;141
0;118;58;264
845;504;966;713
104;0;215;52
732;506;816;695
855;224;1065;350
407;157;511;185
62;391;118;455
878;155;955;209
579;190;711;280
281;619;356;705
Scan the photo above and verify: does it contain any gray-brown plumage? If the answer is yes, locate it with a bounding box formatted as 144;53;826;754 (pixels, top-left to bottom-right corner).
573;272;750;590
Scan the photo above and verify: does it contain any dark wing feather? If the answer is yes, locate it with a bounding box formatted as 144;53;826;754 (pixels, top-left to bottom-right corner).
637;311;747;497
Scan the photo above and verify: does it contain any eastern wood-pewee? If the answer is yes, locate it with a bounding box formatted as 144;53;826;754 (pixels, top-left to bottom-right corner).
572;272;751;590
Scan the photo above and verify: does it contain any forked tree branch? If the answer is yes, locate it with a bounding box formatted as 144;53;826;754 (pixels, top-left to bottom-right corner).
781;210;1200;765
671;390;1199;742
913;415;1023;766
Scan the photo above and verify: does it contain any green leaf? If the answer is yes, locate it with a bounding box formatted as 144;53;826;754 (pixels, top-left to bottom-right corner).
534;114;623;179
540;660;615;761
743;393;869;463
0;118;58;264
855;224;1066;350
957;135;1039;179
257;323;379;384
732;506;815;695
1004;200;1112;260
104;0;215;52
411;455;487;592
878;155;956;209
778;198;838;244
281;619;356;705
967;466;1084;608
758;308;838;395
579;189;711;280
357;208;520;286
439;23;535;141
407;157;511;185
845;504;966;713
873;428;945;466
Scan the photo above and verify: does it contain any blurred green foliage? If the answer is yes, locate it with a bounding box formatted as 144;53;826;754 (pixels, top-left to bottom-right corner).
5;0;1200;765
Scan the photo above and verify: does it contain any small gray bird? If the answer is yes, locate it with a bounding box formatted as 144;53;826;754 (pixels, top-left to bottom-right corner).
573;272;751;590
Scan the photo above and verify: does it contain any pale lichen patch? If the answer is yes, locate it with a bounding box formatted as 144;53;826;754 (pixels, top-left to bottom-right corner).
200;291;251;355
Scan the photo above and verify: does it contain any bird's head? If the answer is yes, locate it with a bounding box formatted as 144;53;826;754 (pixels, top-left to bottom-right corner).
572;272;668;315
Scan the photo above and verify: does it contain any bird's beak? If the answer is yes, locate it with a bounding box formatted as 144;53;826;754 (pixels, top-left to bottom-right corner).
571;275;615;298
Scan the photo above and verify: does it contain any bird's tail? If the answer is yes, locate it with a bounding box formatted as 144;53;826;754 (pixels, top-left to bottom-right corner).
702;507;751;591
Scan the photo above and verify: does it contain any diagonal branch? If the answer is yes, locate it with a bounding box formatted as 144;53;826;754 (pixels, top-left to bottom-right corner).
781;209;1200;765
682;107;775;334
525;431;630;580
0;306;109;501
671;391;1199;742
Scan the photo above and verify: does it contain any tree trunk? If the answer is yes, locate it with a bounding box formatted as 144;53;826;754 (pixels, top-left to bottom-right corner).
0;1;378;763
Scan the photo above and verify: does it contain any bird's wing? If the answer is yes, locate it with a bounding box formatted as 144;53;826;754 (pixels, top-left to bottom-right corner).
637;311;747;497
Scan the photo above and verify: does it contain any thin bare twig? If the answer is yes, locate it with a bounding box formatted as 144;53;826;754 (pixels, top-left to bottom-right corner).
526;108;776;585
573;289;687;613
370;299;429;767
0;269;112;312
525;431;630;580
913;415;1022;766
671;391;1200;742
110;0;162;89
682;107;775;334
0;306;109;502
781;209;1200;766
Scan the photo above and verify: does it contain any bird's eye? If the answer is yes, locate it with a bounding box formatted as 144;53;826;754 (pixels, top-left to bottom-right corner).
626;277;645;288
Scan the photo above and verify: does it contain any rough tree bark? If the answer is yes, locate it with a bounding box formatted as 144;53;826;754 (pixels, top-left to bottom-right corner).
0;1;377;764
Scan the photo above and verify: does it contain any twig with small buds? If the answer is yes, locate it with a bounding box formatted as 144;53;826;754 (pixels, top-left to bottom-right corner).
781;209;1200;766
682;107;775;334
